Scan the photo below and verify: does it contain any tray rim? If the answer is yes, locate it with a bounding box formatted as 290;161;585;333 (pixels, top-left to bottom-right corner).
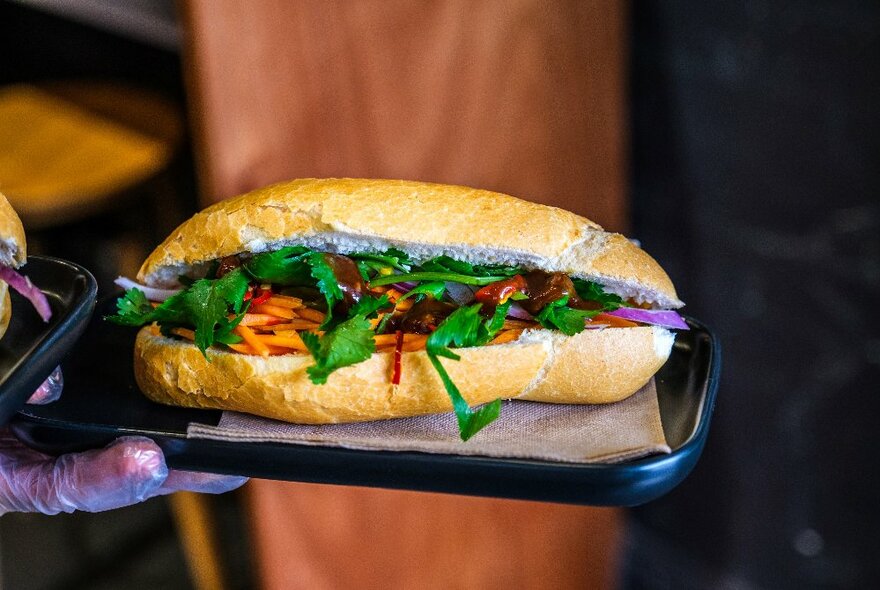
0;255;97;424
12;315;720;505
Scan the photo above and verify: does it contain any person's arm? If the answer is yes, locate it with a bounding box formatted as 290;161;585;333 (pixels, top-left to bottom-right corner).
0;368;246;515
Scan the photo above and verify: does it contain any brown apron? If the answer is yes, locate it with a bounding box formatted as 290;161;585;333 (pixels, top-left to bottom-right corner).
182;1;628;587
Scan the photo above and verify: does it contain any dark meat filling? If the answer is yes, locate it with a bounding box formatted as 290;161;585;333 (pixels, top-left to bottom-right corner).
323;253;367;313
397;298;457;334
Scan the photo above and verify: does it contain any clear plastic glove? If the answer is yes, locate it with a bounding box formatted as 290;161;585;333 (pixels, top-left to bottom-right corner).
0;368;247;515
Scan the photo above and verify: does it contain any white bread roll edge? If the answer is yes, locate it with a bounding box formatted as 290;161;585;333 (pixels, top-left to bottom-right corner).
134;325;674;423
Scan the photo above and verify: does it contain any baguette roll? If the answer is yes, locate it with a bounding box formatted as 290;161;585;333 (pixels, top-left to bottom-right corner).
0;191;30;339
130;178;682;424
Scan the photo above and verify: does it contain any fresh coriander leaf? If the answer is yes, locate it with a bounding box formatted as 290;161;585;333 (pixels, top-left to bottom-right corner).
214;267;250;314
106;288;155;326
426;302;511;357
356;260;374;282
510;291;528;301
484;302;511;340
422;300;510;438
349;294;391;319
348;249;413;273
536;296;601;336
397;281;446;302
303;315;376;384
428;352;501;441
215;301;250;345
309;252;344;329
187;268;250;354
374;313;393;335
420;256;522;277
426;304;485;359
572;279;624;310
244;246;312;285
370;271;506;287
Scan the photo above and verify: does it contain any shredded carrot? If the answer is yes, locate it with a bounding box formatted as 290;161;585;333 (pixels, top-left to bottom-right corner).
235;325;270;356
255;333;309;351
236;313;289;327
385;289;402;302
294;307;326;323
269;320;321;331
592;313;639;328
265;295;303;309
489;329;523;345
401;335;428;351
373;333;425;346
250;304;296;319
170;327;196;340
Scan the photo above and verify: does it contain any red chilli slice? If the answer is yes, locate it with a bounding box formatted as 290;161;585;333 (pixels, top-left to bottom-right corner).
391;330;404;385
251;287;273;305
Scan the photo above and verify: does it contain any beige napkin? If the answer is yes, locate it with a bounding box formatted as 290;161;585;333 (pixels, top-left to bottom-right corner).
187;379;669;464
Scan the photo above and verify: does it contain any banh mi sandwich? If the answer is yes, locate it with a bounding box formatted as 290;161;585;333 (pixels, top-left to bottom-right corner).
109;178;688;440
0;192;52;338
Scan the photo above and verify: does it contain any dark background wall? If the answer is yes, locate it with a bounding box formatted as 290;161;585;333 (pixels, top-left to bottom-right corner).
626;2;879;589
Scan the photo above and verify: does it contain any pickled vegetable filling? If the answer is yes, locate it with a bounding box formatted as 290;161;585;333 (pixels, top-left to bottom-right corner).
109;247;685;440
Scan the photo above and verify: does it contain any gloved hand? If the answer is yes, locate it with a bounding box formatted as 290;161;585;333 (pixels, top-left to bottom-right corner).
1;367;247;515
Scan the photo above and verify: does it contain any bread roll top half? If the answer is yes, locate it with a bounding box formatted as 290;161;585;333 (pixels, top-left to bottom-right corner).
0;192;27;268
138;179;682;309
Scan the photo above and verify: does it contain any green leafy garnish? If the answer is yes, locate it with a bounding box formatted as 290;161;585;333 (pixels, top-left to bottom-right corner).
424;302;511;440
187;269;250;353
427;354;501;441
107;268;251;357
349;293;391;318
572;279;624;310
108;288;155;326
300;293;389;384
301;316;375;385
348;248;413;273
307;252;344;328
535;296;601;336
369;271;507;287
243;246;312;285
398;281;446;302
420;255;522;277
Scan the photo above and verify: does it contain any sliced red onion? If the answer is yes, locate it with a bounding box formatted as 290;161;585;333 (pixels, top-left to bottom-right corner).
0;266;52;322
390;281;418;292
606;307;689;330
506;302;534;320
444;282;475;305
114;276;182;302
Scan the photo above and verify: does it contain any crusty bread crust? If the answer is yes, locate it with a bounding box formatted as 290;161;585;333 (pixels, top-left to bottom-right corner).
134;325;674;423
0;193;26;268
138;179;682;308
0;286;10;341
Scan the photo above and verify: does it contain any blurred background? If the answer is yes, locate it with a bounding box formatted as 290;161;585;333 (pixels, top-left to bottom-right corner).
0;1;877;589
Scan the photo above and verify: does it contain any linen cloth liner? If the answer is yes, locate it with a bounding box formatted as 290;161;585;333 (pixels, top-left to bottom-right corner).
187;379;669;464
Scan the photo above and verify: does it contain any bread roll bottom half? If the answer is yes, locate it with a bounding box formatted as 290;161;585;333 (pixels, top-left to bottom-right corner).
134;324;674;424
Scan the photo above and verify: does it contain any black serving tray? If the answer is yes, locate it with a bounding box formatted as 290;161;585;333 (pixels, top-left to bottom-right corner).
0;256;97;424
11;298;720;506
